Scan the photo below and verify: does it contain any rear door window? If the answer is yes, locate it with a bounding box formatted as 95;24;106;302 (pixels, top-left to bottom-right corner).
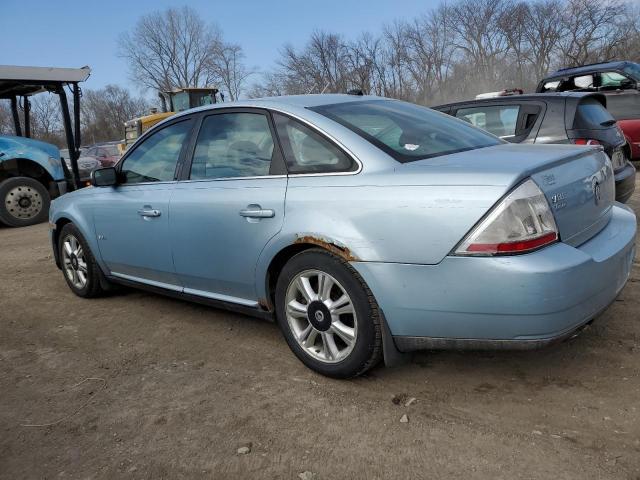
573;98;616;130
455;105;520;138
273;113;354;174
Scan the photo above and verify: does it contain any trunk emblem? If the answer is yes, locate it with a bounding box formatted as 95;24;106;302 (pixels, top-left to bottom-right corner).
592;178;602;205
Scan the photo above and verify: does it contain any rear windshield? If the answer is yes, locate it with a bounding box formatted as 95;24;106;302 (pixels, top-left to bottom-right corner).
573;98;615;130
310;99;502;162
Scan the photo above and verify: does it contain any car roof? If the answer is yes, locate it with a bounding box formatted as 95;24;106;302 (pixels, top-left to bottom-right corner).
170;93;378;118
432;91;603;110
544;61;631;79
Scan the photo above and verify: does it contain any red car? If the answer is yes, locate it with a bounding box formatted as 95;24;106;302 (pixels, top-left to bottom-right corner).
81;143;121;168
537;61;640;160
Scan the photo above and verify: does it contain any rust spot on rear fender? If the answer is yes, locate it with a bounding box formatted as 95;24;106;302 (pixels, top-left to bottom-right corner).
294;235;359;262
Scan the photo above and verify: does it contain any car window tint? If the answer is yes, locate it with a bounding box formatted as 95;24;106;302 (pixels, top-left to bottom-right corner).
541;80;560;92
455;105;520;137
573;98;615;130
273;113;354;174
120;120;192;184
190;113;274;179
311;100;501;163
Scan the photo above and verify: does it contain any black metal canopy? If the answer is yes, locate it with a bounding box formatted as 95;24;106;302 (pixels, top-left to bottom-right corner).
0;65;91;190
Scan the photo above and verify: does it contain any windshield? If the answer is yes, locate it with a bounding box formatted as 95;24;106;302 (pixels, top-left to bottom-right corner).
623;63;640;81
311;100;502;162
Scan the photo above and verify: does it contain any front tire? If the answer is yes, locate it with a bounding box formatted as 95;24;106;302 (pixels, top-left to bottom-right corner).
0;177;50;227
275;249;382;378
58;223;107;298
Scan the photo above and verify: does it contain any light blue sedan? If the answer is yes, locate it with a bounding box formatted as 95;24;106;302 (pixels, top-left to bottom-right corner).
49;94;637;378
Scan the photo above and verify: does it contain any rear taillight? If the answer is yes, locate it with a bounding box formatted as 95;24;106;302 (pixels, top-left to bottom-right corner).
572;138;601;146
455;179;558;256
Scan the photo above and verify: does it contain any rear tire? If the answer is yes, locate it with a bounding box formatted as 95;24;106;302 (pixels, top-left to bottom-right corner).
275;249;383;378
0;177;50;227
58;223;107;298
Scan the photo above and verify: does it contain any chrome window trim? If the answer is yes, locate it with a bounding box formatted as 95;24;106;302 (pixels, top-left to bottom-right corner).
268;106;363;177
123;105;364;182
175;175;287;184
106;180;179;188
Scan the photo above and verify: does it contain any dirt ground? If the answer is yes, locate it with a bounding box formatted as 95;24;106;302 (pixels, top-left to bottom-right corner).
1;179;639;480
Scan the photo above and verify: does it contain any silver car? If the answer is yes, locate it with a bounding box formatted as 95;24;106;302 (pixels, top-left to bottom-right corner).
49;95;637;378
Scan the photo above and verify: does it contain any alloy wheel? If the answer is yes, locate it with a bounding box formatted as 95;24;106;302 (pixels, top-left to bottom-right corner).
285;269;357;363
62;234;88;289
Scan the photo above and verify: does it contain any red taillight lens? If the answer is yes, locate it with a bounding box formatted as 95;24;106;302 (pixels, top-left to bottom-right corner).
466;231;558;254
573;138;601;146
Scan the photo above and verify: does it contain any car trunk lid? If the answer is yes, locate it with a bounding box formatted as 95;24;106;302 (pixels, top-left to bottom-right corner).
530;146;614;246
401;143;615;247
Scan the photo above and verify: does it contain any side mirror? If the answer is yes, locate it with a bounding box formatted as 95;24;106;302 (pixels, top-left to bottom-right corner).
91;167;118;187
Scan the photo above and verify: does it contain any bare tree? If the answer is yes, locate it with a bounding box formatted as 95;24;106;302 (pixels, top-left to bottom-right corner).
449;0;511;87
81;85;149;144
0;101;15;135
559;0;626;66
523;0;566;80
252;0;640;103
248;71;289;98
276;31;351;94
119;6;222;92
29;94;63;144
208;43;255;100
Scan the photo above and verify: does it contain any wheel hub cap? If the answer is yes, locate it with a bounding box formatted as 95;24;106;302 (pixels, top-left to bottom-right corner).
4;185;42;220
307;301;332;331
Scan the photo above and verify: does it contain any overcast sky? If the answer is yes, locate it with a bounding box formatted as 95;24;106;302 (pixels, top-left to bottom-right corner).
4;0;438;94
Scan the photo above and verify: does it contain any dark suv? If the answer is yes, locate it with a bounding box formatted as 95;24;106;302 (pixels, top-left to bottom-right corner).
433;92;636;203
537;61;640;161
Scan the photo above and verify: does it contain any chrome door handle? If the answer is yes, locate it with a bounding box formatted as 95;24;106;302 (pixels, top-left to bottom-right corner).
137;208;161;217
239;205;275;218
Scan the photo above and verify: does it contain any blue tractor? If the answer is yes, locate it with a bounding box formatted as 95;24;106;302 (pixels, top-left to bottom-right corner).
0;65;90;227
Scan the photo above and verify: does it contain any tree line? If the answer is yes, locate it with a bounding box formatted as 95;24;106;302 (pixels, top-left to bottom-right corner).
2;0;639;147
0;85;150;147
252;0;640;104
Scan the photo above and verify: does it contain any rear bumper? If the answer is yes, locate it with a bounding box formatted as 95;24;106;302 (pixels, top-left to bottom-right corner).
352;204;636;351
614;162;636;203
